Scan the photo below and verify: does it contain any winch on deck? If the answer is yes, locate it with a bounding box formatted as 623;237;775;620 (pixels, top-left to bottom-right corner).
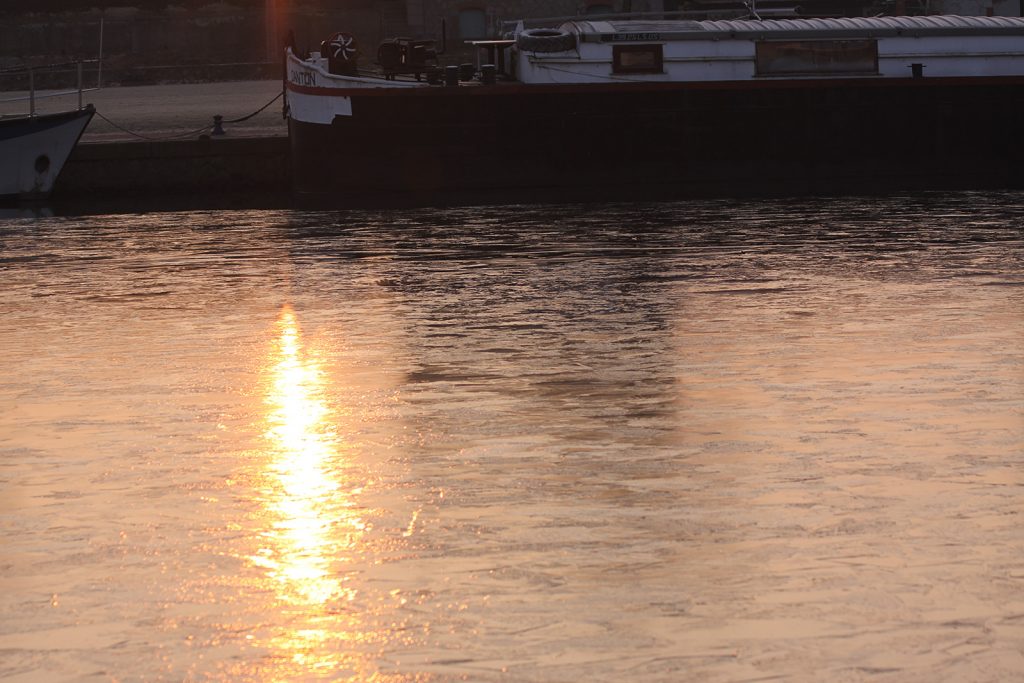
377;38;439;81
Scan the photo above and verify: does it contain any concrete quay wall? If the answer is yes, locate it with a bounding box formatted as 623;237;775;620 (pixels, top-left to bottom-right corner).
59;136;289;198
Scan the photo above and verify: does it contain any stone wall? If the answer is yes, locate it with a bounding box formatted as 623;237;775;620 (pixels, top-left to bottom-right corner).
414;0;665;43
931;0;1021;14
6;0;1000;84
0;0;672;74
0;2;412;74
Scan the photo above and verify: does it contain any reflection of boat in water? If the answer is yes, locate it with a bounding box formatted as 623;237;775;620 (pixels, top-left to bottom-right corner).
1;107;95;200
286;15;1024;201
1;62;97;201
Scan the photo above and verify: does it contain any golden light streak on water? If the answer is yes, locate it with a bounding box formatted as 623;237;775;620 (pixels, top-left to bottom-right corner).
251;305;370;677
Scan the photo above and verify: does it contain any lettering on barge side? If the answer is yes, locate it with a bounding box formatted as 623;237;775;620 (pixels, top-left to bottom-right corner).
290;69;316;86
601;32;662;42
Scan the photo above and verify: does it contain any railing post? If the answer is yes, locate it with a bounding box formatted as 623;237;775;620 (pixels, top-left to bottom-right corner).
77;61;84;110
28;68;35;117
98;16;104;89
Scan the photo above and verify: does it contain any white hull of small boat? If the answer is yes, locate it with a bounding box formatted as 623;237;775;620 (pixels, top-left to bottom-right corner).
0;106;94;200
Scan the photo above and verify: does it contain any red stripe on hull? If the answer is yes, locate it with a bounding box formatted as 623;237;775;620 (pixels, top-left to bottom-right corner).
286;75;1024;99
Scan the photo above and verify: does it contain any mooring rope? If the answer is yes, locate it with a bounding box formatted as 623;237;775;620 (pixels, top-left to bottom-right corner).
224;89;282;124
92;89;284;141
93;111;211;141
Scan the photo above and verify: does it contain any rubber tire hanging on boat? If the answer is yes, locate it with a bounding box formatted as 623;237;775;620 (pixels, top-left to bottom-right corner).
516;28;576;53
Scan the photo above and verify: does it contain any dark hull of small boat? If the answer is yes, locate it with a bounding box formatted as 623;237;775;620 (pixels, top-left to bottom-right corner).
289;77;1024;204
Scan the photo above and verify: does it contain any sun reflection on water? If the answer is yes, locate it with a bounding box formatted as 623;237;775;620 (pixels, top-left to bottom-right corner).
252;306;368;676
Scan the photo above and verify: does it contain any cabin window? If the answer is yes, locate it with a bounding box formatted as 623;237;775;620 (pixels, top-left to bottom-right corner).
755;40;878;76
458;8;487;39
612;44;664;74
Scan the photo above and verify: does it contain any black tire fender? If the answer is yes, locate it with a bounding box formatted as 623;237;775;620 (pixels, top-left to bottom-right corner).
516;28;577;53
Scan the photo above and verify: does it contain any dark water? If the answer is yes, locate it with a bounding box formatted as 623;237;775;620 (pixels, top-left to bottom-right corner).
2;193;1023;682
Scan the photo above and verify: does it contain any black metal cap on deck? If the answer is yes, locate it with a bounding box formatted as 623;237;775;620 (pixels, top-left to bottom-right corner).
445;65;459;87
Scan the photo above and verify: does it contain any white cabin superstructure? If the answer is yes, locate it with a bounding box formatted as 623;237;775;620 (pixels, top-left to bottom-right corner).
516;16;1024;84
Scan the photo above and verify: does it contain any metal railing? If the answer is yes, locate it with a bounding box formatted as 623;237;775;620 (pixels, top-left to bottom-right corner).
0;60;101;117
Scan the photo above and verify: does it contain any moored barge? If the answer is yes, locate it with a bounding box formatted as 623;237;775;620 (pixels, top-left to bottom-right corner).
285;15;1024;201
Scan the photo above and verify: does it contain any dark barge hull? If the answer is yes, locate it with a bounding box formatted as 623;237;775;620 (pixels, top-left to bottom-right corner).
289;76;1024;203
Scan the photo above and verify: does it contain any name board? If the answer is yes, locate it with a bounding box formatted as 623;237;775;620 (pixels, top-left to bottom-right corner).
601;33;662;42
290;69;316;86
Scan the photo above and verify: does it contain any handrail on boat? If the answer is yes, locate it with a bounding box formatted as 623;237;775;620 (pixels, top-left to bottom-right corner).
0;60;101;117
0;88;101;106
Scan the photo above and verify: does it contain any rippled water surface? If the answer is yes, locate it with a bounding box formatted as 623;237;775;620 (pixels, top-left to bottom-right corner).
2;194;1023;682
